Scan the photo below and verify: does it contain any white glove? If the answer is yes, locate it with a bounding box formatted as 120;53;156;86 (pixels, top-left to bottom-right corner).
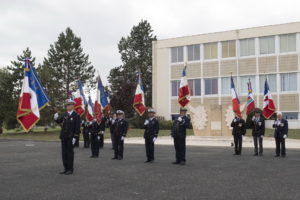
144;120;149;125
121;136;124;141
89;121;93;125
54;113;59;120
100;131;104;135
258;122;262;126
283;134;287;139
242;135;246;141
238;123;242;127
88;132;91;136
280;123;284;127
178;117;182;122
233;119;237;122
252;116;255;121
97;136;100;140
112;119;115;124
72;138;76;145
153;137;157;142
261;135;264;139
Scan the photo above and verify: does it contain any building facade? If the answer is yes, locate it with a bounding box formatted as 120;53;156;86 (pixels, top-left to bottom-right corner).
152;22;300;128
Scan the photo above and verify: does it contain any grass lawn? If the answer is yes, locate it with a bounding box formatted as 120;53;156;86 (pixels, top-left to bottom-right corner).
0;127;299;141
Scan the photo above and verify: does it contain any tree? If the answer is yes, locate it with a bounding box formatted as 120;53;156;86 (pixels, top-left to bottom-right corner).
7;48;35;99
0;68;16;131
41;27;96;110
2;48;36;130
108;20;157;117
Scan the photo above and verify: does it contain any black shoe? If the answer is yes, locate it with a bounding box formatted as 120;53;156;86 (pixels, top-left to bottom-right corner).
59;171;67;174
118;157;123;160
254;153;258;156
149;160;154;163
275;155;280;157
281;155;286;158
112;157;117;160
65;171;73;175
90;155;95;158
233;153;238;155
172;161;180;164
145;160;151;163
179;161;186;166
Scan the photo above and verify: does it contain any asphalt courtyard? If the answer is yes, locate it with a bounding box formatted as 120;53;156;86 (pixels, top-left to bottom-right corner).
1;140;300;200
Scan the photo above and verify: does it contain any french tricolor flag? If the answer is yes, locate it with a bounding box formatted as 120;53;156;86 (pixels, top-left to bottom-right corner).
263;79;276;119
94;77;102;124
133;73;146;116
178;66;190;107
74;80;87;116
86;95;94;122
231;76;242;118
246;79;255;115
16;59;49;132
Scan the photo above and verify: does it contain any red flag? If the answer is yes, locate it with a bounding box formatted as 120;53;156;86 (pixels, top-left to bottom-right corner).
263;79;276;119
178;67;190;107
246;80;255;115
74;80;86;116
231;77;242;118
133;73;146;116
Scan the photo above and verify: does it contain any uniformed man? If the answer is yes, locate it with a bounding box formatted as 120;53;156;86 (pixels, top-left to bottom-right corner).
144;108;159;163
54;99;81;175
81;120;90;148
108;112;117;149
89;114;101;158
112;110;128;160
171;107;190;165
250;111;265;156
99;116;107;149
273;112;288;157
231;113;246;155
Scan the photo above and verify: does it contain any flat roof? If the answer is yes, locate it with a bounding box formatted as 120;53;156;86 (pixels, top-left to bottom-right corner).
154;21;300;48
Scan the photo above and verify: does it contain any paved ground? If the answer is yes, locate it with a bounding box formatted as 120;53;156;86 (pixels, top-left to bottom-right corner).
1;140;300;200
125;136;300;149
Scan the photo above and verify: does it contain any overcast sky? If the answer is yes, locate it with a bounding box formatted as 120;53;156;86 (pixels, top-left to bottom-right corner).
1;0;300;84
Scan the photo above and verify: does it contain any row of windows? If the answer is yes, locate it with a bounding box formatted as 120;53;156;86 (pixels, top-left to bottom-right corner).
171;33;297;63
171;73;298;96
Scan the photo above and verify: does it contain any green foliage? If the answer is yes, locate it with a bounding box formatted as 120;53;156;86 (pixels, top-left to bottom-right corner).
108;20;157;117
0;68;15;129
41;27;96;111
7;48;35;99
159;120;173;130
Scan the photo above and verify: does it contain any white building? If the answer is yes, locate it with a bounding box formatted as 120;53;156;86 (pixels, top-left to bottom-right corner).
152;22;300;128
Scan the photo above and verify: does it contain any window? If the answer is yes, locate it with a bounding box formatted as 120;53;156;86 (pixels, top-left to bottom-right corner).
222;40;236;58
171;80;180;96
221;77;237;95
188;79;201;96
204;42;218;59
259;36;275;55
240;38;255;56
259;74;277;93
283;112;299;120
280;33;296;53
240;76;256;94
281;73;297;91
205;78;218;95
187;44;200;61
171;46;184;63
